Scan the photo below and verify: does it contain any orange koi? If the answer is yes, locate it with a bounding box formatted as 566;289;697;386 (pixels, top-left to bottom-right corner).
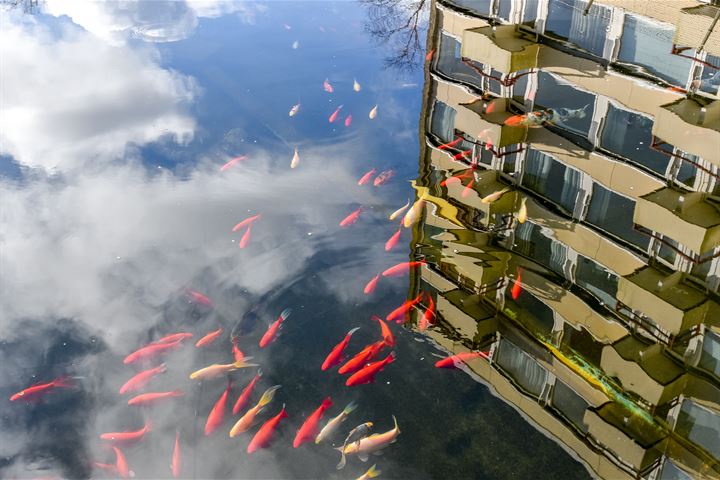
293;397;333;448
363;273;380;295
511;269;523;300
94;463;117;474
357;168;377;186
340;207;362;227
259;308;292;348
230;385;280;436
100;422;150;444
425;49;435;62
373;169;394;186
231;338;245;363
195;328;223;348
438;136;462;150
461;179;475;198
171;431;181;479
323;78;334;93
329;105;343;123
419;294;435;331
371;315;394;347
434;351;488;368
232;370;262;415
155;332;193;344
232;214;261;232
386;293;424;323
186;289;213;307
113;446;130;479
123;340;181;365
346;353;395;386
119;364;167;395
384;227;402;252
247;405;288;454
205;381;231;436
220;155;248;172
440;176;461;187
10;376;73;402
485;98;502;114
381;261;426;277
322;327;360;371
239;223;253;249
127;391;183;406
338;340;386;375
453;150;471;160
344;114;353;127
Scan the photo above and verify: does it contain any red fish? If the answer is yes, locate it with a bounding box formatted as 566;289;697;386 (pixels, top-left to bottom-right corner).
438;136;462;150
363;274;380;295
113;446;130;478
485;98;502;114
220;155;248;172
511;269;523;300
453;150;472;160
119;365;167;395
346;353;395;386
205;381;231;436
344;114;353;127
435;351;488;368
93;463;117;475
231;338;245;363
323;78;334;93
338;340;386;375
232;214;261;233
259;308;292;348
419;294;435;331
247;405;289;454
322;327;360;371
384;227;402;252
239;223;253;249
339;207;362;227
10;376;73;402
195;328;223;348
293;397;333;448
127;391;183;406
371;315;395;347
100;422;150;444
461;179;475;198
382;261;426;277
232;370;262;415
425;49;435;62
123;340;181;365
171;431;181;478
373;170;394;186
186;289;213;307
329;105;343;123
386;293;424;323
155;332;193;344
357;168;377;186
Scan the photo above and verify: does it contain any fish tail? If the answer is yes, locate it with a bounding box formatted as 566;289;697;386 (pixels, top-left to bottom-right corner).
279;404;289;418
280;308;292;321
343;401;358;415
392;415;399;433
52;376;74;388
321;397;333;409
367;464;381;478
348;326;361;336
233;357;258;369
258;385;281;407
172;390;185;397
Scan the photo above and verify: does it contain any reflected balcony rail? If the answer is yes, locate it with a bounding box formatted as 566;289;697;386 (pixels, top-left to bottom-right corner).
673;5;720;61
652;97;720;166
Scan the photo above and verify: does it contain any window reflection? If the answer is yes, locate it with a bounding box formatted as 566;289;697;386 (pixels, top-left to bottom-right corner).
436;33;485;89
515;222;569;278
551;380;590;433
496;338;548;397
430;101;456;143
698;330;720;378
545;0;611;57
585;183;650;250
447;0;492;16
575;255;618;308
674;400;720;460
658;459;695;480
697;55;720;95
534;71;595;138
522;148;583;215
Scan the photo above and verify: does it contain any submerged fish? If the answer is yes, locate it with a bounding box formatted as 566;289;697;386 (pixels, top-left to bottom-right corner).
113;446;131;479
154;332;193;344
119;365;167;395
259;308;293;348
239;224;253;249
356;464;381;480
382;261;425;277
338;422;374;469
369;105;378;119
339;416;400;462
480;186;511;204
434;351;488;368
195;328;223;348
402;198;426;228
186;289;213;307
353;79;361;92
220;155;249;172
346;353;395;386
322;327;361;371
363;274;380;295
100;422;151;444
345;114;353;127
293;397;333;448
371;315;395;347
189;359;256;381
124;341;182;365
373;170;394;186
340;207;363;227
289;102;301;117
425;49;435;62
511;269;523;300
247;404;288;453
232;370;262;415
517;197;527;224
316;401;358;444
329;105;343;123
323;78;334;93
419;293;435;331
291;147;300;169
232;214;261;233
171;431;181;478
339;341;386;375
437;136;462;150
384;227;402;252
10;376;73;402
230;385;281;436
205;381;232;436
358;168;377;186
127;391;184;406
386;293;424;323
388;200;410;221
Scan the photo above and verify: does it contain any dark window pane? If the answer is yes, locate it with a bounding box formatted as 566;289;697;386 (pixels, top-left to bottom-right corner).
430;101;456;143
496;339;548;397
698;55;720;94
674;400;720;460
698;330;720;378
522;148;582;214
535;71;595;138
552;380;589;433
575;255;618;308
545;0;611;57
436;33;484;89
447;0;492;16
585;183;650;250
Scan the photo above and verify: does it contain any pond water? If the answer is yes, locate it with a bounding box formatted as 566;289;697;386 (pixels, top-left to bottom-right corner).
1;1;719;480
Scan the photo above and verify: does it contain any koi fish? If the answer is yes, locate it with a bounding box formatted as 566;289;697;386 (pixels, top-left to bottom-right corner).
441;176;462;187
511;269;523;300
370;315;394;347
338;340;386;375
229;385;281;436
128;391;184;406
247;404;288;454
259;308;293;348
402;198;426;228
205;381;232;436
545;104;590;124
100;422;150;444
195;328;223;348
186;289;213;306
220;155;248;172
293;397;333;448
119;365;167;395
517;197;527;224
189;359;256;381
485;98;502;114
369;105;378;119
289;102;301;117
94;463;117;475
434;351;488;368
353;79;361;92
239;224;253;249
339;416;400;462
284;23;292;30
373;170;394;186
340;207;363;227
503;111;547;127
291;147;300;169
345;115;353;127
316;401;358;444
232;369;262;415
386;293;424;323
357;464;381;480
322;327;361;371
329;105;343;123
384;228;402;252
425;49;435;62
346;353;395;386
10;376;73;402
461;179;475;198
363;274;380;295
123;340;182;365
338;422;374;469
113;446;130;479
155;333;193;344
171;431;181;478
382;261;425;277
480;186;511;204
323;78;334;93
453;150;472;160
357;168;377;186
437;136;462;150
388;200;410;221
231;338;245;363
419;294;435;331
292;40;299;49
232;214;261;232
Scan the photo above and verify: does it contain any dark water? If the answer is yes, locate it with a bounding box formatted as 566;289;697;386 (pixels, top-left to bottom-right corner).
1;1;719;480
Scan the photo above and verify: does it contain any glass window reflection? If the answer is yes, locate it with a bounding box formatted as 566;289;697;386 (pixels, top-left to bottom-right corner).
522;149;583;215
534;71;594;138
585;183;650;250
447;0;492;16
545;0;611;57
697;55;720;95
698;330;720;378
575;255;618;308
436;33;484;89
551;380;590;433
496;338;548;398
674;400;720;460
430;101;456;143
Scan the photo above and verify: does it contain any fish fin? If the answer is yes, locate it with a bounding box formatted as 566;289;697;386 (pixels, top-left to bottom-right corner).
343;401;358;415
367;464;381;478
358;453;369;462
232;357;257;369
258;385;281;407
392;415;399;434
280;308;292;320
348;326;361;335
52;376;74;388
373;450;384;455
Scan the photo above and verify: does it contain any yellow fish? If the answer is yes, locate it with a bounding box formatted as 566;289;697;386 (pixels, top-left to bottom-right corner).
402;197;426;228
356;464;381;480
291;147;300;169
229;385;281;437
340;416;399;462
369;105;378;119
480;186;510;204
353;79;361;92
189;359;256;381
517;197;527;223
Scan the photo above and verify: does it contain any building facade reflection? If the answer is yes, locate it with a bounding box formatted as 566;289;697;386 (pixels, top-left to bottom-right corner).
413;1;720;479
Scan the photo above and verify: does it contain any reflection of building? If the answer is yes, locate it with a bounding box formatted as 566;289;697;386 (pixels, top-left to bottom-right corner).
413;1;720;479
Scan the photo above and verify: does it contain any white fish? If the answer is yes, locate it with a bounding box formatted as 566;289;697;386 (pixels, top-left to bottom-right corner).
339;416;400;462
369;105;378;119
289;103;301;117
316;401;357;444
353;79;361;92
403;197;426;228
388;200;410;221
292;40;299;49
480;187;510;204
291;147;300;169
517;197;527;223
